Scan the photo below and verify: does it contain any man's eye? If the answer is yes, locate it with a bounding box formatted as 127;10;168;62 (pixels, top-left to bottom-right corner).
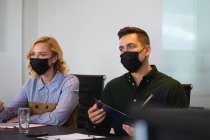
127;44;135;49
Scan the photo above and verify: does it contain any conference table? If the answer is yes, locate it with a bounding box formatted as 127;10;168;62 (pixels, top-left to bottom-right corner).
0;125;131;140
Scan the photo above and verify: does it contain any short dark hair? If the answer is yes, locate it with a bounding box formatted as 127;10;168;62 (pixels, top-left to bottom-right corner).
118;26;150;45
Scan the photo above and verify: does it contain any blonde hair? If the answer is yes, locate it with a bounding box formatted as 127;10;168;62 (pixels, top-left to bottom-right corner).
27;36;69;77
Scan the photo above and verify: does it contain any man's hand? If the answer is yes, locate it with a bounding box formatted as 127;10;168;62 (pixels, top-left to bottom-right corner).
0;101;4;112
122;124;135;136
88;103;106;124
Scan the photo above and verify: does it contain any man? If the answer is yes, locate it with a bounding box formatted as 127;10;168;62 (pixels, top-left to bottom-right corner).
87;26;188;136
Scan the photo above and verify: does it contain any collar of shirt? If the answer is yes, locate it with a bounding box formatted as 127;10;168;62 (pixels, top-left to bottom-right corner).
37;72;64;92
127;65;158;88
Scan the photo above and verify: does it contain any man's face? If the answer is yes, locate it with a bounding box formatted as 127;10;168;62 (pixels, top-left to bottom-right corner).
119;33;146;60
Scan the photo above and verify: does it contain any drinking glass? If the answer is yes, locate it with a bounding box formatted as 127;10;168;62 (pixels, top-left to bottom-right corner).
18;108;30;134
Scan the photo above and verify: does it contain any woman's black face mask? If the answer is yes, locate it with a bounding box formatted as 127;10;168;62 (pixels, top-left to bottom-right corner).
120;47;146;73
30;58;51;75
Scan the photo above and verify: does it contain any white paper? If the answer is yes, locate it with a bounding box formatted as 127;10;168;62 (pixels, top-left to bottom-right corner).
38;133;106;140
0;123;18;128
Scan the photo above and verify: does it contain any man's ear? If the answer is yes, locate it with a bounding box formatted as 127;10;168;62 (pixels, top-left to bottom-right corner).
145;45;151;56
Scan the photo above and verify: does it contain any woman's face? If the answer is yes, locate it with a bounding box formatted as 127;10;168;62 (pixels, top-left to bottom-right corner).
30;42;53;59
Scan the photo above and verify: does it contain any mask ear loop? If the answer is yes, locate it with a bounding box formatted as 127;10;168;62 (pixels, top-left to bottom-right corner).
138;45;148;63
48;55;56;59
138;45;147;54
49;54;58;63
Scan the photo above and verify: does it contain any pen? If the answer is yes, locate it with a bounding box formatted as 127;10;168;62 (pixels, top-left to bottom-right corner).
141;94;154;108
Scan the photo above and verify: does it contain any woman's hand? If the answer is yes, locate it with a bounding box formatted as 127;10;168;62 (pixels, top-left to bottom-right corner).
7;117;19;123
0;101;4;112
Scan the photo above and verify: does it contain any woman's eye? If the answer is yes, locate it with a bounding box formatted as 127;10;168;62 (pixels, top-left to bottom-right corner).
40;53;47;56
30;53;35;56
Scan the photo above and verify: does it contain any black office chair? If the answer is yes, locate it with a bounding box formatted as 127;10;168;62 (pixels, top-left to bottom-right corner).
74;74;106;128
182;84;193;107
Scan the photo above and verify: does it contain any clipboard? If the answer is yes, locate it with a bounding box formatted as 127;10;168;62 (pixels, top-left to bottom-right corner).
94;99;134;134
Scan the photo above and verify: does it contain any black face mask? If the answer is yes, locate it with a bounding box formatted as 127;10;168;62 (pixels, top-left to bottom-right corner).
120;47;146;73
30;58;51;75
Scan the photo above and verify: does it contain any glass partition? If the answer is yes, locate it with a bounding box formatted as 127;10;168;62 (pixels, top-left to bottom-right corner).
163;0;210;108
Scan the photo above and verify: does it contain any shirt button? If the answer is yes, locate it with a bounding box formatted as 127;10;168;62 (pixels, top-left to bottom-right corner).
133;99;136;102
132;83;134;86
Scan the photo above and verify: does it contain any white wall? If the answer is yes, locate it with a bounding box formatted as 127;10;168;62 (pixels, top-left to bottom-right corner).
35;0;162;83
22;0;38;81
2;0;210;108
0;0;22;105
1;0;162;105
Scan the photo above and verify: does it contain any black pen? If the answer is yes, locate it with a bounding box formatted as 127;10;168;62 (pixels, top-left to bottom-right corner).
141;94;154;108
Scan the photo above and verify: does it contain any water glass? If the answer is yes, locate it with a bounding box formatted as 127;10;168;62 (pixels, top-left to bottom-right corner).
18;108;30;134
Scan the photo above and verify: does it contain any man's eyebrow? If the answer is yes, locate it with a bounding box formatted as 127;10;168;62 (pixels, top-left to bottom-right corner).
126;43;135;46
119;43;136;49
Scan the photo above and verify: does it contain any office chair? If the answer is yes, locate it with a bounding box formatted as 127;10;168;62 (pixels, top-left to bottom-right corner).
182;84;193;107
74;74;106;128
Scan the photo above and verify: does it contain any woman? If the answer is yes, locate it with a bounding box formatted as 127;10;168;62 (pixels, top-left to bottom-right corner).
0;36;79;127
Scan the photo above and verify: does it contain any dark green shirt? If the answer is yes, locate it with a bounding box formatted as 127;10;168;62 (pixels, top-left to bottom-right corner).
87;65;188;135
